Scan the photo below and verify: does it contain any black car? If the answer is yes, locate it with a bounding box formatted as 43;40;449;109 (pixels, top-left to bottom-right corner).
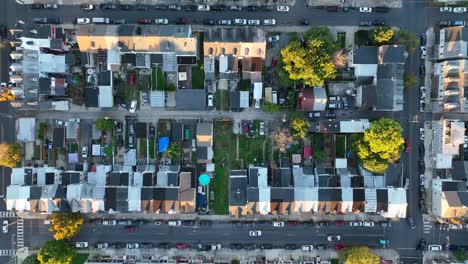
343;6;356;12
359;21;373;27
100;3;117;10
324;111;336;119
260;244;272;249
317;244;327;250
438;20;451;27
30;3;44;9
407;216;416;230
116;122;123;133
375;6;390;13
419;64;426;75
158;243;171;249
135;4;149;10
0;25;6;40
247;6;257;11
420;33;427;46
285;244;300;250
168;4;181;11
119;4;133;10
261;6;274;11
244;244;257;250
416;239;426;252
153;5;167;10
301;20;310;25
199;220;212;226
111;243;125;249
419;160;425;173
140;243;153;249
184;5;197;11
229;243;243;249
149;126;155;138
211;5;226;11
182;220;195;226
117;135;124;148
372;19;386;26
203;19;216;25
112;19;126;24
33;17;62;24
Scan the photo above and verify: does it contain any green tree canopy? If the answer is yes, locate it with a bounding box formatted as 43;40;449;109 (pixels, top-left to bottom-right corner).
352;118;404;174
262;101;280;112
280;39;336;87
49;213;84;240
303;26;337;53
339;246;380;264
37;240;75;264
395;30;419;53
371;26;395;44
166;142;181;160
0;143;22;168
95;118;115;131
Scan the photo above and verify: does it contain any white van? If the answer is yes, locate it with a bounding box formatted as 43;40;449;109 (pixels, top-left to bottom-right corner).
92;17;110;24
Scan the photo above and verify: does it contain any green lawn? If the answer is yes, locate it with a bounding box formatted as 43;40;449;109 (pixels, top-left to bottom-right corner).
238;136;268;165
72;254;89;264
215;90;229;111
34;145;41;160
191;65;204;89
139;139;147;157
336;134;346;158
211;121;236;215
239;79;251;91
337;32;346;49
69;143;78;153
152;67;165;90
149;139;156;159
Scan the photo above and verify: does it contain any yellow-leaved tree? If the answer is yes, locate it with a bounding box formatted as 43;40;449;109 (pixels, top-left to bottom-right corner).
0;88;15;102
37;240;75;264
339;246;380;264
352;118;404;174
0;143;22;168
291;118;310;139
49;213;84;240
371;26;395;44
280;39;336;87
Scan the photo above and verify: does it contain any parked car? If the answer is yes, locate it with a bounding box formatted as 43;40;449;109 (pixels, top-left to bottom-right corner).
263;19;276;25
452;20;466;26
420;33;427;46
359;7;372;12
428;245;442;251
45;3;58;9
96;242;109;249
438;20;452;27
153;5;167;10
372;19;386;26
141;243;153;249
211;5;226;11
324;111;336;119
440;7;452;12
176;18;188;25
247;6;257;11
168;220;182;226
100;3;117;10
417;239;427;252
176;243;188;249
363;221;375;227
129;99;137;113
375;6;389;13
142;91;149;106
154;19;169;25
327;235;341;241
137;18;152;24
119;4;132;10
217;20;232;25
248;19;261;26
80;4;95;10
33;17;62;24
81;146;88;158
76;242;88;248
230;6;243;11
249;230;262;236
308;112;321;118
273;221;284;227
207;93;214;107
302;245;314;251
197;5;210;11
259;121;265;136
203;19;216;25
124;225;138;232
420;86;427;99
285;244;300;250
407;217;416;230
267;35;280;43
453;7;467;13
2;220;7;233
112;19;126;24
75;18;91;24
111;243;125;249
168;4;181;11
149;126;155;138
349;221;362;227
234;19;247;25
102;220;117;225
277;6;290;12
359;21;373;27
31;3;45;9
420;128;425;141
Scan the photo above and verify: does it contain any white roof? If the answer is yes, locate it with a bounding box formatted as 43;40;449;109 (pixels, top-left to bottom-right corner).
341;188;353;213
313;87;327;111
293;187;318;213
17;118;36;142
133;172;143;187
206;163;215;172
240;91;249;108
107;48;121;70
150;91;165;108
258;187;271;215
204;56;215;73
91;186;105;213
88;164;111;186
92;144;101;156
128;186;141;212
98;86;114;108
52;101;69;111
38;53;67;73
220;55;228;73
124;149;137;166
354;64;377;77
340;119;370;133
386;188;407;218
436;153;453;169
253;82;263;99
335;158;347;168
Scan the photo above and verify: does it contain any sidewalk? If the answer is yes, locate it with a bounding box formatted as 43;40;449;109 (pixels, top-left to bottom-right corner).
306;0;402;8
17;211;388;222
17;0;296;7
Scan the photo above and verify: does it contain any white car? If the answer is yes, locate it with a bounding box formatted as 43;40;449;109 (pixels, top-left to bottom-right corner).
277;6;289;12
249;230;262;236
75;18;91;24
129;99;137;113
440;7;452;12
359;7;372;12
198;5;210;11
420;174;426;186
263;19;276;26
272;221;284;227
2;220;7;233
81;4;94;11
248;19;260;26
102;220;117;225
428;245;442;251
234;19;247;25
96;242;109;249
207;94;214;107
419;99;425;112
363;221;374;227
453;7;467;13
464;135;468;148
302;245;314;251
45;3;58;9
267;35;280;43
259;121;265;136
327;235;341;241
76;242;88;248
168;220;181;226
420;46;426;59
155;19;169;25
126;243;139;249
420;86;426;99
81;146;88;158
420;128;425;141
349;221;362;227
230;6;242;11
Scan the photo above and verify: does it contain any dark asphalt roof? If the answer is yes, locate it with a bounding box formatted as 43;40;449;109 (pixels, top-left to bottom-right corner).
167;172;178;187
459;192;468;206
98;71;111;86
379;45;406;63
280;157;290;168
442;181;465;191
452;161;468;181
351;176;364;187
249;168;259;187
141;188;153;200
45;172;55;185
142;173;154;187
110;172;129;186
229;171;247;206
272;168;291;187
196;147;208;160
230;91;241;110
39;78;51;95
30;186;42;199
53;127;65;148
121;54;136;64
247;187;259;202
376;64;404;110
318;188;342;201
353;46;378;64
353;189;365;202
205;27;266;43
171;122;183;141
177;56;197;65
150;54;163;64
135;122;147;138
84;88;99;107
175;89;206;110
270;188;294;202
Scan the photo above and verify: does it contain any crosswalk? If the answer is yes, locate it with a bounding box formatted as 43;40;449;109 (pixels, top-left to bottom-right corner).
0;212;15;218
0;250;16;256
17;219;24;248
423;220;432;234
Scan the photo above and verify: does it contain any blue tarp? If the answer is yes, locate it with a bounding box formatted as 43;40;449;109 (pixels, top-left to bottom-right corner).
158;137;169;153
198;193;206;208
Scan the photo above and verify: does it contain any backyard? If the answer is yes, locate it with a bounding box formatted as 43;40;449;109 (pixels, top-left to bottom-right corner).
152;67;165;90
215;90;229;111
191;65;204;89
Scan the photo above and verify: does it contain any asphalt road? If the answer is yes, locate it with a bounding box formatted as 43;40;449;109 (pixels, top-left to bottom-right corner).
1;0;468;262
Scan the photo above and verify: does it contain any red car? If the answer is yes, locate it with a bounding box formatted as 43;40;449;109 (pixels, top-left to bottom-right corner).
287;221;301;226
334;221;346;227
128;72;135;86
176;243;188;249
271;56;277;67
176;18;188;25
404;141;411;153
333;244;347;250
124;225;138;232
137;18;152;24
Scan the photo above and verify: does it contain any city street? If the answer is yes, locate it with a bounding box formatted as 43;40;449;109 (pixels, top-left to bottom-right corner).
1;0;468;263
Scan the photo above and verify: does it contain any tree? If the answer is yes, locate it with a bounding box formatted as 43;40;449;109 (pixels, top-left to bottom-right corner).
403;72;417;90
23;255;40;264
262;101;280;112
280;39;336;87
313;149;327;164
0;143;22;168
395;29;419;53
49;213;84;240
273;129;294;153
371;26;395;44
339;246;380;264
333;49;347;68
37;240;75;264
95;118;115;131
454;249;468;261
303;26;337;53
0;88;15;102
166;142;180;160
352;118;404;174
290;118;310;139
